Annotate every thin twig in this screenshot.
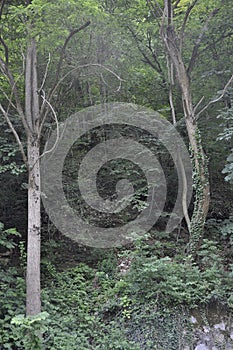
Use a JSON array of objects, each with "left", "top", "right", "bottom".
[
  {"left": 38, "top": 90, "right": 59, "bottom": 159},
  {"left": 0, "top": 0, "right": 6, "bottom": 20},
  {"left": 173, "top": 0, "right": 182, "bottom": 9},
  {"left": 20, "top": 45, "right": 26, "bottom": 73},
  {"left": 187, "top": 7, "right": 220, "bottom": 75},
  {"left": 0, "top": 103, "right": 28, "bottom": 167},
  {"left": 193, "top": 96, "right": 204, "bottom": 114},
  {"left": 0, "top": 89, "right": 17, "bottom": 111},
  {"left": 40, "top": 63, "right": 124, "bottom": 119},
  {"left": 199, "top": 31, "right": 233, "bottom": 56},
  {"left": 0, "top": 36, "right": 9, "bottom": 65},
  {"left": 179, "top": 0, "right": 198, "bottom": 51},
  {"left": 195, "top": 74, "right": 233, "bottom": 119},
  {"left": 53, "top": 21, "right": 91, "bottom": 92},
  {"left": 39, "top": 64, "right": 123, "bottom": 128},
  {"left": 0, "top": 57, "right": 31, "bottom": 135},
  {"left": 38, "top": 53, "right": 51, "bottom": 93}
]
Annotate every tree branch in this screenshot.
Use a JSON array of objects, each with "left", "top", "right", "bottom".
[
  {"left": 199, "top": 31, "right": 233, "bottom": 56},
  {"left": 38, "top": 90, "right": 59, "bottom": 160},
  {"left": 0, "top": 88, "right": 17, "bottom": 112},
  {"left": 54, "top": 21, "right": 91, "bottom": 88},
  {"left": 187, "top": 7, "right": 220, "bottom": 75},
  {"left": 40, "top": 21, "right": 91, "bottom": 119},
  {"left": 146, "top": 0, "right": 163, "bottom": 25},
  {"left": 127, "top": 26, "right": 165, "bottom": 79},
  {"left": 38, "top": 53, "right": 51, "bottom": 93},
  {"left": 0, "top": 103, "right": 28, "bottom": 167},
  {"left": 173, "top": 0, "right": 182, "bottom": 10},
  {"left": 39, "top": 63, "right": 124, "bottom": 131},
  {"left": 179, "top": 0, "right": 198, "bottom": 51},
  {"left": 0, "top": 57, "right": 31, "bottom": 135},
  {"left": 195, "top": 74, "right": 233, "bottom": 119},
  {"left": 146, "top": 32, "right": 165, "bottom": 76},
  {"left": 0, "top": 0, "right": 6, "bottom": 19},
  {"left": 0, "top": 36, "right": 9, "bottom": 66}
]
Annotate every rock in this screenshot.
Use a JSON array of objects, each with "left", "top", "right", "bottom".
[
  {"left": 190, "top": 316, "right": 198, "bottom": 324},
  {"left": 194, "top": 344, "right": 209, "bottom": 350},
  {"left": 214, "top": 321, "right": 226, "bottom": 331}
]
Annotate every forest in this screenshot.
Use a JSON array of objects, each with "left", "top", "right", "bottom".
[{"left": 0, "top": 0, "right": 233, "bottom": 349}]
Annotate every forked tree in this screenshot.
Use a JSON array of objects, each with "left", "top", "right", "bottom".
[
  {"left": 0, "top": 0, "right": 90, "bottom": 316},
  {"left": 145, "top": 0, "right": 233, "bottom": 254}
]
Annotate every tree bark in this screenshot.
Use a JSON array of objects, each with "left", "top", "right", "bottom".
[
  {"left": 26, "top": 142, "right": 41, "bottom": 316},
  {"left": 25, "top": 39, "right": 41, "bottom": 316}
]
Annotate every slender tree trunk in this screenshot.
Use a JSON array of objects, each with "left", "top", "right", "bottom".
[
  {"left": 25, "top": 39, "right": 41, "bottom": 316},
  {"left": 26, "top": 141, "right": 41, "bottom": 315}
]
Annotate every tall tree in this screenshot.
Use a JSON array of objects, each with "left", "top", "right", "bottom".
[
  {"left": 0, "top": 0, "right": 91, "bottom": 315},
  {"left": 159, "top": 0, "right": 211, "bottom": 253},
  {"left": 158, "top": 0, "right": 233, "bottom": 253},
  {"left": 118, "top": 0, "right": 233, "bottom": 254}
]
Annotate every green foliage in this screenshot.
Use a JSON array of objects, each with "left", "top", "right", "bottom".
[
  {"left": 217, "top": 91, "right": 233, "bottom": 183},
  {"left": 0, "top": 235, "right": 233, "bottom": 349},
  {"left": 124, "top": 232, "right": 233, "bottom": 309},
  {"left": 10, "top": 312, "right": 49, "bottom": 350},
  {"left": 0, "top": 222, "right": 21, "bottom": 250},
  {"left": 0, "top": 267, "right": 25, "bottom": 348},
  {"left": 0, "top": 132, "right": 26, "bottom": 175},
  {"left": 219, "top": 216, "right": 233, "bottom": 242},
  {"left": 222, "top": 150, "right": 233, "bottom": 183},
  {"left": 126, "top": 305, "right": 194, "bottom": 350},
  {"left": 1, "top": 0, "right": 233, "bottom": 348}
]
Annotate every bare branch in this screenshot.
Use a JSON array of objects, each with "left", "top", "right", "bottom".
[
  {"left": 146, "top": 32, "right": 165, "bottom": 76},
  {"left": 127, "top": 26, "right": 165, "bottom": 80},
  {"left": 179, "top": 0, "right": 198, "bottom": 51},
  {"left": 196, "top": 74, "right": 233, "bottom": 119},
  {"left": 54, "top": 21, "right": 91, "bottom": 87},
  {"left": 187, "top": 7, "right": 220, "bottom": 75},
  {"left": 40, "top": 21, "right": 91, "bottom": 120},
  {"left": 38, "top": 90, "right": 60, "bottom": 160},
  {"left": 38, "top": 53, "right": 51, "bottom": 92},
  {"left": 199, "top": 31, "right": 233, "bottom": 56},
  {"left": 0, "top": 0, "right": 6, "bottom": 19},
  {"left": 39, "top": 63, "right": 124, "bottom": 132},
  {"left": 146, "top": 0, "right": 163, "bottom": 26},
  {"left": 0, "top": 36, "right": 9, "bottom": 65},
  {"left": 0, "top": 88, "right": 17, "bottom": 112},
  {"left": 193, "top": 96, "right": 204, "bottom": 114},
  {"left": 147, "top": 0, "right": 163, "bottom": 15},
  {"left": 20, "top": 45, "right": 26, "bottom": 73},
  {"left": 169, "top": 79, "right": 176, "bottom": 124},
  {"left": 40, "top": 63, "right": 124, "bottom": 119},
  {"left": 0, "top": 103, "right": 28, "bottom": 167},
  {"left": 0, "top": 57, "right": 31, "bottom": 135},
  {"left": 173, "top": 0, "right": 182, "bottom": 9}
]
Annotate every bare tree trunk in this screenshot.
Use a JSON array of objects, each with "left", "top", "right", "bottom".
[
  {"left": 25, "top": 39, "right": 41, "bottom": 316},
  {"left": 26, "top": 141, "right": 41, "bottom": 315}
]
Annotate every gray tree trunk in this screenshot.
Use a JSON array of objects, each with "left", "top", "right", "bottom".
[{"left": 25, "top": 39, "right": 41, "bottom": 316}]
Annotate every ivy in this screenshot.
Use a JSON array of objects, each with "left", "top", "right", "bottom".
[{"left": 189, "top": 127, "right": 209, "bottom": 254}]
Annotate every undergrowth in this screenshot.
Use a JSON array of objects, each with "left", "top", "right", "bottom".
[{"left": 0, "top": 220, "right": 232, "bottom": 349}]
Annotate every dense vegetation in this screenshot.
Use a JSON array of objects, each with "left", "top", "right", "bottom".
[{"left": 0, "top": 0, "right": 233, "bottom": 349}]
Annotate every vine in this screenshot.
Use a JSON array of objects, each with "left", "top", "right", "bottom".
[{"left": 188, "top": 127, "right": 209, "bottom": 256}]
